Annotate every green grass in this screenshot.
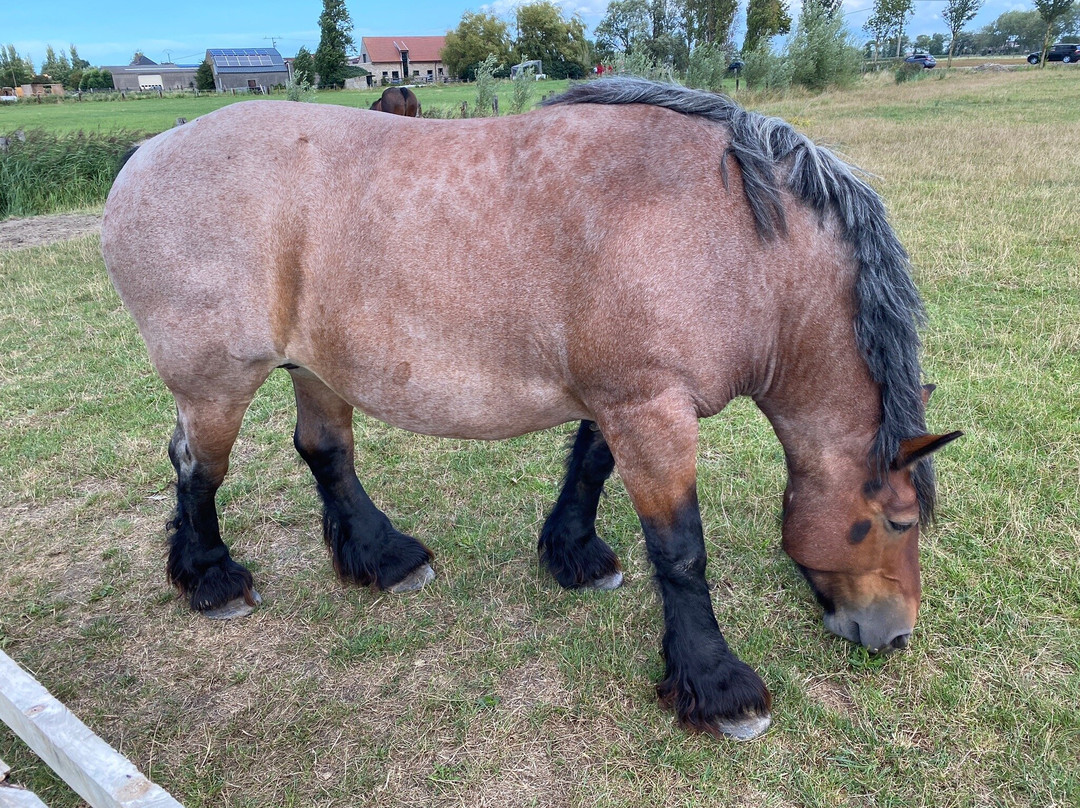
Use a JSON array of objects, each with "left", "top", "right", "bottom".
[
  {"left": 1, "top": 68, "right": 1078, "bottom": 807},
  {"left": 0, "top": 80, "right": 575, "bottom": 135}
]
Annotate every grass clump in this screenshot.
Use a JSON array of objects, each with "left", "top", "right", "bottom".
[{"left": 0, "top": 129, "right": 144, "bottom": 219}]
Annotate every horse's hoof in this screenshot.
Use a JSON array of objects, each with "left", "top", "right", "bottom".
[
  {"left": 203, "top": 589, "right": 262, "bottom": 620},
  {"left": 587, "top": 570, "right": 624, "bottom": 591},
  {"left": 711, "top": 711, "right": 771, "bottom": 741},
  {"left": 388, "top": 564, "right": 435, "bottom": 593}
]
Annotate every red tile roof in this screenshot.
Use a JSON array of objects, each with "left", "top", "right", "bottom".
[{"left": 362, "top": 36, "right": 446, "bottom": 64}]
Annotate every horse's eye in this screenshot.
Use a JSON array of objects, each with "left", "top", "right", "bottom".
[{"left": 887, "top": 520, "right": 916, "bottom": 533}]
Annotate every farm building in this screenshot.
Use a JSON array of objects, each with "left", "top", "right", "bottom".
[
  {"left": 206, "top": 48, "right": 290, "bottom": 92},
  {"left": 357, "top": 36, "right": 447, "bottom": 85},
  {"left": 19, "top": 82, "right": 65, "bottom": 97},
  {"left": 107, "top": 54, "right": 200, "bottom": 91}
]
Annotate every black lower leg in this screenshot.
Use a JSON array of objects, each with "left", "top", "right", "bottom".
[
  {"left": 166, "top": 427, "right": 254, "bottom": 611},
  {"left": 644, "top": 494, "right": 771, "bottom": 735},
  {"left": 296, "top": 430, "right": 432, "bottom": 590},
  {"left": 540, "top": 420, "right": 622, "bottom": 588}
]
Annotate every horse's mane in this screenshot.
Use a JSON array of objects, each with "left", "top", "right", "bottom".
[{"left": 545, "top": 78, "right": 935, "bottom": 523}]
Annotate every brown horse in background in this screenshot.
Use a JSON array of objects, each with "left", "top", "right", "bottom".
[
  {"left": 370, "top": 85, "right": 421, "bottom": 117},
  {"left": 102, "top": 78, "right": 961, "bottom": 741}
]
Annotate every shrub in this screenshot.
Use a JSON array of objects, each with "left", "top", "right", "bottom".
[
  {"left": 509, "top": 67, "right": 535, "bottom": 114},
  {"left": 614, "top": 51, "right": 670, "bottom": 81},
  {"left": 685, "top": 44, "right": 729, "bottom": 92},
  {"left": 0, "top": 129, "right": 145, "bottom": 218},
  {"left": 895, "top": 62, "right": 926, "bottom": 83},
  {"left": 787, "top": 0, "right": 862, "bottom": 91},
  {"left": 742, "top": 42, "right": 795, "bottom": 91},
  {"left": 473, "top": 54, "right": 499, "bottom": 116},
  {"left": 285, "top": 73, "right": 317, "bottom": 102}
]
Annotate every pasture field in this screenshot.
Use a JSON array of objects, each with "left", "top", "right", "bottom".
[
  {"left": 0, "top": 79, "right": 573, "bottom": 135},
  {"left": 1, "top": 68, "right": 1078, "bottom": 807}
]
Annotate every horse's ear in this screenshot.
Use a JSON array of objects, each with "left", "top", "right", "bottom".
[
  {"left": 921, "top": 384, "right": 936, "bottom": 406},
  {"left": 892, "top": 431, "right": 963, "bottom": 470}
]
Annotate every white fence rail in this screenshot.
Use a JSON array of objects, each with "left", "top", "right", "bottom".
[{"left": 0, "top": 651, "right": 183, "bottom": 808}]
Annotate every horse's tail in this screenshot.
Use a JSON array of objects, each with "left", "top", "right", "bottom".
[{"left": 115, "top": 144, "right": 140, "bottom": 180}]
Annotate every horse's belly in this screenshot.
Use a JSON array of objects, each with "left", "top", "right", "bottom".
[{"left": 320, "top": 363, "right": 586, "bottom": 440}]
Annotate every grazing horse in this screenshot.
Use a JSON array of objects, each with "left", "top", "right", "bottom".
[
  {"left": 101, "top": 78, "right": 961, "bottom": 741},
  {"left": 369, "top": 85, "right": 421, "bottom": 117}
]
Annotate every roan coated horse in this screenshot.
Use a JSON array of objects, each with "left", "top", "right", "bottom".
[
  {"left": 369, "top": 85, "right": 421, "bottom": 117},
  {"left": 101, "top": 78, "right": 961, "bottom": 741}
]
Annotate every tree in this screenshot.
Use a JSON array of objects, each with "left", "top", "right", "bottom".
[
  {"left": 515, "top": 1, "right": 590, "bottom": 79},
  {"left": 1034, "top": 0, "right": 1077, "bottom": 66},
  {"left": 595, "top": 0, "right": 652, "bottom": 54},
  {"left": 64, "top": 44, "right": 90, "bottom": 89},
  {"left": 441, "top": 11, "right": 513, "bottom": 81},
  {"left": 973, "top": 9, "right": 1061, "bottom": 53},
  {"left": 913, "top": 33, "right": 947, "bottom": 55},
  {"left": 1, "top": 45, "right": 35, "bottom": 86},
  {"left": 292, "top": 47, "right": 316, "bottom": 85},
  {"left": 79, "top": 68, "right": 113, "bottom": 90},
  {"left": 41, "top": 45, "right": 71, "bottom": 86},
  {"left": 646, "top": 0, "right": 690, "bottom": 71},
  {"left": 69, "top": 44, "right": 89, "bottom": 71},
  {"left": 866, "top": 0, "right": 914, "bottom": 58},
  {"left": 942, "top": 0, "right": 982, "bottom": 65},
  {"left": 789, "top": 0, "right": 862, "bottom": 90},
  {"left": 741, "top": 40, "right": 794, "bottom": 89},
  {"left": 131, "top": 50, "right": 147, "bottom": 64},
  {"left": 683, "top": 0, "right": 740, "bottom": 49},
  {"left": 314, "top": 0, "right": 355, "bottom": 88},
  {"left": 195, "top": 60, "right": 215, "bottom": 91},
  {"left": 743, "top": 0, "right": 792, "bottom": 53},
  {"left": 819, "top": 0, "right": 844, "bottom": 17}
]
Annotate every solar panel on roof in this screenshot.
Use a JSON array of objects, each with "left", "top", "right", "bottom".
[{"left": 208, "top": 48, "right": 284, "bottom": 67}]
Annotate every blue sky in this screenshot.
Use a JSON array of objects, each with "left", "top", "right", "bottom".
[{"left": 7, "top": 0, "right": 1035, "bottom": 70}]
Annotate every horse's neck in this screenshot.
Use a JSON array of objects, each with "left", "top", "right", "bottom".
[{"left": 754, "top": 352, "right": 881, "bottom": 477}]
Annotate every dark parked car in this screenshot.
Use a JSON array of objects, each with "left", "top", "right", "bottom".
[
  {"left": 904, "top": 53, "right": 937, "bottom": 68},
  {"left": 1028, "top": 43, "right": 1080, "bottom": 64}
]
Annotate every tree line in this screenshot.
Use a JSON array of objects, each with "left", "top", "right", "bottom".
[
  {"left": 0, "top": 43, "right": 113, "bottom": 90},
  {"left": 5, "top": 0, "right": 1077, "bottom": 99}
]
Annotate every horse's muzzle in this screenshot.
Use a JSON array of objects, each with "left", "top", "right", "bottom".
[{"left": 824, "top": 607, "right": 914, "bottom": 655}]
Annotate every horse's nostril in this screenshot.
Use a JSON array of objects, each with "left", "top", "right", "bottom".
[{"left": 891, "top": 632, "right": 911, "bottom": 650}]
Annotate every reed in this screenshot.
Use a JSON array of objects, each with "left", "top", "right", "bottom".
[{"left": 0, "top": 129, "right": 144, "bottom": 218}]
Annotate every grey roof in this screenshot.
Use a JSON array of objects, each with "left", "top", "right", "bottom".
[{"left": 206, "top": 48, "right": 286, "bottom": 74}]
